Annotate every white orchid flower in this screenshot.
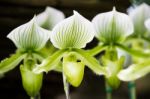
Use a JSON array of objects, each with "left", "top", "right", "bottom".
[{"left": 92, "top": 7, "right": 133, "bottom": 44}]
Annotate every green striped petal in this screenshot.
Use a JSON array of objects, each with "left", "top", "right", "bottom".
[
  {"left": 128, "top": 3, "right": 150, "bottom": 35},
  {"left": 7, "top": 16, "right": 50, "bottom": 51},
  {"left": 50, "top": 11, "right": 95, "bottom": 49},
  {"left": 92, "top": 7, "right": 133, "bottom": 44},
  {"left": 37, "top": 7, "right": 65, "bottom": 30}
]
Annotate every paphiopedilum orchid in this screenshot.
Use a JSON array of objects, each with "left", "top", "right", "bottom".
[
  {"left": 0, "top": 16, "right": 50, "bottom": 98},
  {"left": 118, "top": 18, "right": 150, "bottom": 82},
  {"left": 33, "top": 11, "right": 107, "bottom": 99},
  {"left": 91, "top": 7, "right": 133, "bottom": 89}
]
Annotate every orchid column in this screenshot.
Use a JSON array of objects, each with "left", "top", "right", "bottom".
[{"left": 34, "top": 11, "right": 107, "bottom": 99}]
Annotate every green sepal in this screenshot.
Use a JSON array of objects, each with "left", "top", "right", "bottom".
[
  {"left": 118, "top": 59, "right": 150, "bottom": 81},
  {"left": 102, "top": 55, "right": 124, "bottom": 89},
  {"left": 0, "top": 51, "right": 27, "bottom": 74},
  {"left": 72, "top": 49, "right": 107, "bottom": 76},
  {"left": 20, "top": 65, "right": 43, "bottom": 97},
  {"left": 33, "top": 49, "right": 67, "bottom": 73},
  {"left": 63, "top": 61, "right": 84, "bottom": 87}
]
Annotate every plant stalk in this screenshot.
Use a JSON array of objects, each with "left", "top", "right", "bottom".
[
  {"left": 128, "top": 81, "right": 136, "bottom": 99},
  {"left": 63, "top": 72, "right": 70, "bottom": 99},
  {"left": 105, "top": 81, "right": 112, "bottom": 99}
]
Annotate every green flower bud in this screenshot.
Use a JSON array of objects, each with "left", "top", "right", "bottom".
[
  {"left": 92, "top": 7, "right": 133, "bottom": 44},
  {"left": 20, "top": 65, "right": 43, "bottom": 97},
  {"left": 7, "top": 16, "right": 50, "bottom": 52}
]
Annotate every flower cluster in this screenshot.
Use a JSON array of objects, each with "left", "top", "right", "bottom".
[{"left": 0, "top": 3, "right": 150, "bottom": 99}]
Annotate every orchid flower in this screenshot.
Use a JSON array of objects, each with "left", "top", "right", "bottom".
[
  {"left": 0, "top": 16, "right": 50, "bottom": 98},
  {"left": 91, "top": 7, "right": 134, "bottom": 88},
  {"left": 33, "top": 11, "right": 107, "bottom": 99},
  {"left": 118, "top": 18, "right": 150, "bottom": 81}
]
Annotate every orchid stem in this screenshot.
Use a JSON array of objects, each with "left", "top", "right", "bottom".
[
  {"left": 63, "top": 72, "right": 70, "bottom": 99},
  {"left": 105, "top": 81, "right": 112, "bottom": 99},
  {"left": 128, "top": 81, "right": 136, "bottom": 99}
]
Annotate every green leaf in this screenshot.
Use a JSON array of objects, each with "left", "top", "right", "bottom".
[
  {"left": 20, "top": 65, "right": 43, "bottom": 97},
  {"left": 128, "top": 3, "right": 150, "bottom": 36},
  {"left": 33, "top": 49, "right": 67, "bottom": 73},
  {"left": 118, "top": 60, "right": 150, "bottom": 81},
  {"left": 7, "top": 16, "right": 50, "bottom": 51},
  {"left": 72, "top": 48, "right": 107, "bottom": 76},
  {"left": 37, "top": 6, "right": 65, "bottom": 30},
  {"left": 0, "top": 52, "right": 27, "bottom": 74},
  {"left": 50, "top": 11, "right": 95, "bottom": 49},
  {"left": 92, "top": 7, "right": 133, "bottom": 44}
]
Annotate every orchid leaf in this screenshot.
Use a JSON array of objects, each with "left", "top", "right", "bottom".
[
  {"left": 92, "top": 7, "right": 133, "bottom": 44},
  {"left": 118, "top": 60, "right": 150, "bottom": 81},
  {"left": 50, "top": 11, "right": 95, "bottom": 49},
  {"left": 7, "top": 16, "right": 50, "bottom": 51},
  {"left": 0, "top": 52, "right": 27, "bottom": 74}
]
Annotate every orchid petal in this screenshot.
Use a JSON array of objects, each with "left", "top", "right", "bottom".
[
  {"left": 37, "top": 7, "right": 65, "bottom": 30},
  {"left": 7, "top": 16, "right": 50, "bottom": 51},
  {"left": 50, "top": 11, "right": 95, "bottom": 49},
  {"left": 128, "top": 3, "right": 150, "bottom": 35},
  {"left": 92, "top": 7, "right": 134, "bottom": 44}
]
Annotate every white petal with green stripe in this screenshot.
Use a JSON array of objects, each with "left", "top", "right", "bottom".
[
  {"left": 37, "top": 7, "right": 65, "bottom": 30},
  {"left": 145, "top": 18, "right": 150, "bottom": 32},
  {"left": 7, "top": 16, "right": 50, "bottom": 51},
  {"left": 92, "top": 7, "right": 133, "bottom": 44},
  {"left": 128, "top": 3, "right": 150, "bottom": 35},
  {"left": 50, "top": 11, "right": 95, "bottom": 49}
]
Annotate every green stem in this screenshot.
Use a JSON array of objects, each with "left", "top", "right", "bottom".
[
  {"left": 128, "top": 81, "right": 136, "bottom": 99},
  {"left": 115, "top": 43, "right": 150, "bottom": 58},
  {"left": 86, "top": 44, "right": 107, "bottom": 56},
  {"left": 63, "top": 72, "right": 70, "bottom": 99},
  {"left": 105, "top": 81, "right": 112, "bottom": 99}
]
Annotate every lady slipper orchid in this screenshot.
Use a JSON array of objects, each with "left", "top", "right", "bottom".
[
  {"left": 33, "top": 11, "right": 107, "bottom": 90},
  {"left": 0, "top": 16, "right": 51, "bottom": 98},
  {"left": 92, "top": 7, "right": 133, "bottom": 44}
]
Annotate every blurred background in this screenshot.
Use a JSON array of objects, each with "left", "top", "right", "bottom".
[{"left": 0, "top": 0, "right": 150, "bottom": 99}]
